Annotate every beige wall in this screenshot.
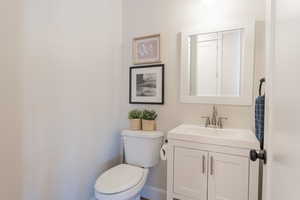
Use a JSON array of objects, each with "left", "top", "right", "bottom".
[
  {"left": 0, "top": 0, "right": 23, "bottom": 199},
  {"left": 121, "top": 0, "right": 265, "bottom": 190},
  {"left": 21, "top": 0, "right": 123, "bottom": 200}
]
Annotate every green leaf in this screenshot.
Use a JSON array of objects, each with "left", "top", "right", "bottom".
[
  {"left": 128, "top": 109, "right": 143, "bottom": 119},
  {"left": 142, "top": 109, "right": 158, "bottom": 120}
]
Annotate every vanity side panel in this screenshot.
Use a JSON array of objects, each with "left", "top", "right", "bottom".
[
  {"left": 249, "top": 160, "right": 259, "bottom": 200},
  {"left": 167, "top": 142, "right": 174, "bottom": 200}
]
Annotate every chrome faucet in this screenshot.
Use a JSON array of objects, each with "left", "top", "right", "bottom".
[
  {"left": 211, "top": 105, "right": 218, "bottom": 127},
  {"left": 201, "top": 116, "right": 210, "bottom": 127},
  {"left": 201, "top": 105, "right": 227, "bottom": 129},
  {"left": 217, "top": 117, "right": 228, "bottom": 129}
]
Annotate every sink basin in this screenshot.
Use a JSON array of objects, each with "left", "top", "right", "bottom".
[{"left": 168, "top": 124, "right": 259, "bottom": 149}]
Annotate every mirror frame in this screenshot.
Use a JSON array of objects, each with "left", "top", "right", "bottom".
[{"left": 180, "top": 22, "right": 255, "bottom": 106}]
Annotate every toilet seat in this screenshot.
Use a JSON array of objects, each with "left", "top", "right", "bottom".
[
  {"left": 94, "top": 164, "right": 149, "bottom": 200},
  {"left": 95, "top": 164, "right": 144, "bottom": 194}
]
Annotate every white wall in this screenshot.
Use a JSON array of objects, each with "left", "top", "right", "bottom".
[
  {"left": 21, "top": 0, "right": 122, "bottom": 200},
  {"left": 121, "top": 0, "right": 265, "bottom": 192},
  {"left": 0, "top": 1, "right": 23, "bottom": 199},
  {"left": 264, "top": 1, "right": 300, "bottom": 200},
  {"left": 0, "top": 1, "right": 265, "bottom": 199}
]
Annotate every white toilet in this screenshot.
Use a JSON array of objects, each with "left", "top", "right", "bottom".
[{"left": 94, "top": 130, "right": 164, "bottom": 200}]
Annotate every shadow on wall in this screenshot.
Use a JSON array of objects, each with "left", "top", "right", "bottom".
[{"left": 0, "top": 0, "right": 23, "bottom": 199}]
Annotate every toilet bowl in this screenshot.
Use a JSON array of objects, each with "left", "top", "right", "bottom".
[
  {"left": 94, "top": 130, "right": 163, "bottom": 200},
  {"left": 95, "top": 164, "right": 149, "bottom": 200}
]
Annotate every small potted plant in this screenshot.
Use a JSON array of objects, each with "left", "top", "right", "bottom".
[
  {"left": 128, "top": 109, "right": 142, "bottom": 130},
  {"left": 142, "top": 109, "right": 158, "bottom": 131}
]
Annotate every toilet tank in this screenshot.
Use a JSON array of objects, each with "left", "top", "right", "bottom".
[{"left": 121, "top": 130, "right": 164, "bottom": 168}]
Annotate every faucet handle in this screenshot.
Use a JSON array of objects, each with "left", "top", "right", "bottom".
[
  {"left": 217, "top": 117, "right": 228, "bottom": 129},
  {"left": 201, "top": 116, "right": 211, "bottom": 128}
]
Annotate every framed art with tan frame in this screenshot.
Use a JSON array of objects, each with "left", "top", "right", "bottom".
[{"left": 132, "top": 34, "right": 161, "bottom": 65}]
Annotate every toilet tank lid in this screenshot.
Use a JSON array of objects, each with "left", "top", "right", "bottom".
[{"left": 121, "top": 130, "right": 164, "bottom": 138}]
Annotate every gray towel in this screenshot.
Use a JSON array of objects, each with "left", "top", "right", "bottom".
[{"left": 255, "top": 95, "right": 265, "bottom": 142}]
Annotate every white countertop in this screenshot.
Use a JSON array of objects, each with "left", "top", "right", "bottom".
[{"left": 168, "top": 124, "right": 260, "bottom": 149}]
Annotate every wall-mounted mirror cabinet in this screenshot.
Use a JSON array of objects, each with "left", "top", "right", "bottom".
[{"left": 180, "top": 23, "right": 255, "bottom": 105}]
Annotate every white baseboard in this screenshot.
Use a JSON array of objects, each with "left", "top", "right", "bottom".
[{"left": 141, "top": 185, "right": 166, "bottom": 200}]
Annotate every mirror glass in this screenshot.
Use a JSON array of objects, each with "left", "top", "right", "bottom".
[{"left": 188, "top": 29, "right": 243, "bottom": 97}]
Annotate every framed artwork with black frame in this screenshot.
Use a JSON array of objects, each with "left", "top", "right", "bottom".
[{"left": 129, "top": 64, "right": 164, "bottom": 104}]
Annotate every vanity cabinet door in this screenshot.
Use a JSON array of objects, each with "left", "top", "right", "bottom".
[
  {"left": 173, "top": 147, "right": 208, "bottom": 200},
  {"left": 208, "top": 152, "right": 249, "bottom": 200}
]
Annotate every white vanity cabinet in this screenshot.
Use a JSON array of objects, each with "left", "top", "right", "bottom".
[
  {"left": 167, "top": 124, "right": 260, "bottom": 200},
  {"left": 207, "top": 152, "right": 249, "bottom": 200},
  {"left": 173, "top": 147, "right": 208, "bottom": 200}
]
